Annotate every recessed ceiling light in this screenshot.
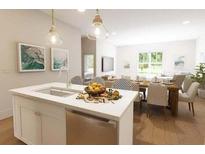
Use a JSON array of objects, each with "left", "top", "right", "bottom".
[
  {"left": 182, "top": 20, "right": 191, "bottom": 25},
  {"left": 111, "top": 32, "right": 117, "bottom": 35},
  {"left": 77, "top": 9, "right": 86, "bottom": 12}
]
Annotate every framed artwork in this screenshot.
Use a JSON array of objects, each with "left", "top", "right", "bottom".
[
  {"left": 174, "top": 56, "right": 185, "bottom": 69},
  {"left": 51, "top": 48, "right": 69, "bottom": 71},
  {"left": 124, "top": 62, "right": 130, "bottom": 69},
  {"left": 18, "top": 43, "right": 46, "bottom": 72}
]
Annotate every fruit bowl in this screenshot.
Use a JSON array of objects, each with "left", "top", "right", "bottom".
[{"left": 84, "top": 83, "right": 106, "bottom": 96}]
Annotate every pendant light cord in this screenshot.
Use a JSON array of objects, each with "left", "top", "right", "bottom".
[
  {"left": 52, "top": 9, "right": 55, "bottom": 26},
  {"left": 96, "top": 9, "right": 99, "bottom": 15}
]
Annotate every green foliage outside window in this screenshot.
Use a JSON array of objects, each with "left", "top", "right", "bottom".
[
  {"left": 138, "top": 52, "right": 163, "bottom": 75},
  {"left": 139, "top": 53, "right": 149, "bottom": 63}
]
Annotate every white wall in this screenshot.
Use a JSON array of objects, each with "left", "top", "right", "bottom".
[
  {"left": 0, "top": 10, "right": 81, "bottom": 120},
  {"left": 196, "top": 36, "right": 205, "bottom": 64},
  {"left": 96, "top": 39, "right": 116, "bottom": 76},
  {"left": 116, "top": 40, "right": 196, "bottom": 79}
]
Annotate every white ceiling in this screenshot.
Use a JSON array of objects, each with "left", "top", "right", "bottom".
[{"left": 41, "top": 9, "right": 205, "bottom": 46}]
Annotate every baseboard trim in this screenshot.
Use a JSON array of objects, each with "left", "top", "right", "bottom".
[{"left": 0, "top": 108, "right": 13, "bottom": 120}]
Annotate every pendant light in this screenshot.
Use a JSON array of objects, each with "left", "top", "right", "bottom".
[
  {"left": 92, "top": 9, "right": 103, "bottom": 36},
  {"left": 46, "top": 9, "right": 63, "bottom": 46},
  {"left": 88, "top": 9, "right": 110, "bottom": 40}
]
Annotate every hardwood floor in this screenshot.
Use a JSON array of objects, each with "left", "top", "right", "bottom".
[
  {"left": 134, "top": 97, "right": 205, "bottom": 144},
  {"left": 0, "top": 117, "right": 24, "bottom": 145},
  {"left": 0, "top": 97, "right": 205, "bottom": 145}
]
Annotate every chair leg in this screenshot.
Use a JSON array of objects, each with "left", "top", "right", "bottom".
[
  {"left": 147, "top": 104, "right": 150, "bottom": 118},
  {"left": 143, "top": 91, "right": 146, "bottom": 100},
  {"left": 191, "top": 102, "right": 195, "bottom": 116},
  {"left": 188, "top": 103, "right": 191, "bottom": 111}
]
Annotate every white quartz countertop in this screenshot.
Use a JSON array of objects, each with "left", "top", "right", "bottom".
[{"left": 9, "top": 82, "right": 138, "bottom": 121}]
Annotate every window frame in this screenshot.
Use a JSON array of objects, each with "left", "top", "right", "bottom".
[{"left": 137, "top": 51, "right": 163, "bottom": 76}]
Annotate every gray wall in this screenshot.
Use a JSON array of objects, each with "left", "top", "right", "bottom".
[
  {"left": 81, "top": 37, "right": 96, "bottom": 54},
  {"left": 81, "top": 37, "right": 96, "bottom": 78},
  {"left": 0, "top": 10, "right": 82, "bottom": 119}
]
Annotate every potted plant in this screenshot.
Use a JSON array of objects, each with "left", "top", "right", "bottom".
[{"left": 191, "top": 63, "right": 205, "bottom": 98}]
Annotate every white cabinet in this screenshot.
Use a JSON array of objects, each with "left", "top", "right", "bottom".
[
  {"left": 21, "top": 106, "right": 42, "bottom": 144},
  {"left": 41, "top": 114, "right": 66, "bottom": 144},
  {"left": 13, "top": 96, "right": 66, "bottom": 145}
]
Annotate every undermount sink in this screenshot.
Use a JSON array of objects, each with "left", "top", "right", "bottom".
[{"left": 36, "top": 87, "right": 82, "bottom": 97}]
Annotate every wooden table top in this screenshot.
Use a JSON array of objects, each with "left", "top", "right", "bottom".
[{"left": 106, "top": 79, "right": 179, "bottom": 90}]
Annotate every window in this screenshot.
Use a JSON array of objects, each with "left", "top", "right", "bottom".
[
  {"left": 138, "top": 51, "right": 163, "bottom": 76},
  {"left": 139, "top": 52, "right": 149, "bottom": 74}
]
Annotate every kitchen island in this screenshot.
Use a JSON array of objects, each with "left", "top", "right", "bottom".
[{"left": 9, "top": 82, "right": 138, "bottom": 145}]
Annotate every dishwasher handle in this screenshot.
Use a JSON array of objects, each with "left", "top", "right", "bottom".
[{"left": 66, "top": 109, "right": 117, "bottom": 127}]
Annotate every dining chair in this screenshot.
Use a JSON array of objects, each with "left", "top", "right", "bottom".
[
  {"left": 136, "top": 76, "right": 146, "bottom": 81},
  {"left": 71, "top": 76, "right": 84, "bottom": 85},
  {"left": 136, "top": 76, "right": 147, "bottom": 100},
  {"left": 147, "top": 83, "right": 168, "bottom": 118},
  {"left": 132, "top": 82, "right": 142, "bottom": 111},
  {"left": 151, "top": 76, "right": 159, "bottom": 83},
  {"left": 112, "top": 78, "right": 132, "bottom": 90},
  {"left": 91, "top": 77, "right": 105, "bottom": 85},
  {"left": 179, "top": 82, "right": 200, "bottom": 116},
  {"left": 172, "top": 74, "right": 186, "bottom": 89},
  {"left": 131, "top": 82, "right": 141, "bottom": 102},
  {"left": 182, "top": 76, "right": 193, "bottom": 92},
  {"left": 121, "top": 75, "right": 131, "bottom": 80}
]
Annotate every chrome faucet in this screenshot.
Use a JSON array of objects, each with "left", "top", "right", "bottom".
[
  {"left": 58, "top": 51, "right": 71, "bottom": 88},
  {"left": 59, "top": 66, "right": 71, "bottom": 88},
  {"left": 66, "top": 67, "right": 71, "bottom": 88}
]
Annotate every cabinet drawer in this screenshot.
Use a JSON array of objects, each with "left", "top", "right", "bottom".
[{"left": 15, "top": 96, "right": 65, "bottom": 120}]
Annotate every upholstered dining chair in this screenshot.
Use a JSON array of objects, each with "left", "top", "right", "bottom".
[
  {"left": 147, "top": 83, "right": 168, "bottom": 117},
  {"left": 182, "top": 76, "right": 193, "bottom": 92},
  {"left": 121, "top": 75, "right": 131, "bottom": 80},
  {"left": 91, "top": 77, "right": 105, "bottom": 85},
  {"left": 136, "top": 76, "right": 147, "bottom": 100},
  {"left": 172, "top": 74, "right": 186, "bottom": 89},
  {"left": 71, "top": 76, "right": 84, "bottom": 85},
  {"left": 131, "top": 82, "right": 141, "bottom": 102},
  {"left": 179, "top": 82, "right": 200, "bottom": 116},
  {"left": 112, "top": 78, "right": 132, "bottom": 90},
  {"left": 132, "top": 82, "right": 142, "bottom": 111}
]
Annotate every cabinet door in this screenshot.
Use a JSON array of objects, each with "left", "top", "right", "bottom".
[
  {"left": 20, "top": 106, "right": 42, "bottom": 144},
  {"left": 41, "top": 114, "right": 66, "bottom": 145}
]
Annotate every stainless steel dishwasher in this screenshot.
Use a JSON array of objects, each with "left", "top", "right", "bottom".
[{"left": 66, "top": 109, "right": 118, "bottom": 145}]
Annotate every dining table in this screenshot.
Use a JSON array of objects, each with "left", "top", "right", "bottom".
[{"left": 105, "top": 79, "right": 179, "bottom": 116}]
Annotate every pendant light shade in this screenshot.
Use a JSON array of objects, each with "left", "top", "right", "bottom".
[
  {"left": 46, "top": 9, "right": 63, "bottom": 46},
  {"left": 92, "top": 9, "right": 103, "bottom": 27},
  {"left": 87, "top": 9, "right": 110, "bottom": 40}
]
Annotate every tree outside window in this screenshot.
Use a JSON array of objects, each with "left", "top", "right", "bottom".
[{"left": 138, "top": 52, "right": 163, "bottom": 76}]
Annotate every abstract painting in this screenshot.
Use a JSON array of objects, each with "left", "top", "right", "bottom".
[
  {"left": 124, "top": 63, "right": 130, "bottom": 69},
  {"left": 51, "top": 48, "right": 68, "bottom": 71},
  {"left": 174, "top": 56, "right": 185, "bottom": 69},
  {"left": 18, "top": 43, "right": 46, "bottom": 72}
]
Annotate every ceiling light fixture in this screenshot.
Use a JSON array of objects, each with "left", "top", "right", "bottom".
[
  {"left": 105, "top": 33, "right": 110, "bottom": 37},
  {"left": 182, "top": 20, "right": 191, "bottom": 25},
  {"left": 46, "top": 9, "right": 63, "bottom": 46},
  {"left": 111, "top": 32, "right": 117, "bottom": 35},
  {"left": 92, "top": 9, "right": 103, "bottom": 27},
  {"left": 92, "top": 9, "right": 103, "bottom": 36},
  {"left": 77, "top": 9, "right": 86, "bottom": 12},
  {"left": 87, "top": 9, "right": 110, "bottom": 40}
]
